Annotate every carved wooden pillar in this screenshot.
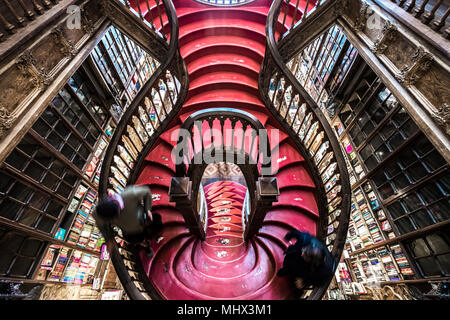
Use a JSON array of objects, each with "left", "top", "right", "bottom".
[
  {"left": 169, "top": 177, "right": 206, "bottom": 240},
  {"left": 244, "top": 177, "right": 280, "bottom": 240}
]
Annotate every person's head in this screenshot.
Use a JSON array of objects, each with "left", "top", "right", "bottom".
[
  {"left": 301, "top": 245, "right": 325, "bottom": 269},
  {"left": 95, "top": 197, "right": 120, "bottom": 220}
]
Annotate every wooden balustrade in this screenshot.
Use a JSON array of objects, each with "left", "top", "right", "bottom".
[
  {"left": 390, "top": 0, "right": 450, "bottom": 38},
  {"left": 277, "top": 0, "right": 330, "bottom": 41},
  {"left": 118, "top": 0, "right": 169, "bottom": 40},
  {"left": 0, "top": 0, "right": 60, "bottom": 41},
  {"left": 174, "top": 108, "right": 273, "bottom": 177},
  {"left": 171, "top": 108, "right": 278, "bottom": 240},
  {"left": 98, "top": 0, "right": 188, "bottom": 300},
  {"left": 260, "top": 0, "right": 351, "bottom": 300}
]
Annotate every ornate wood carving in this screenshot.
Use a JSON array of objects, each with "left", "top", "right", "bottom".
[
  {"left": 370, "top": 20, "right": 397, "bottom": 55},
  {"left": 336, "top": 0, "right": 450, "bottom": 140},
  {"left": 0, "top": 105, "right": 13, "bottom": 138},
  {"left": 383, "top": 35, "right": 417, "bottom": 72},
  {"left": 354, "top": 1, "right": 370, "bottom": 32},
  {"left": 396, "top": 47, "right": 434, "bottom": 86},
  {"left": 0, "top": 0, "right": 106, "bottom": 141}
]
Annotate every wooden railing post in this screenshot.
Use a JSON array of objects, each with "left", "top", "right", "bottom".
[
  {"left": 244, "top": 177, "right": 280, "bottom": 240},
  {"left": 169, "top": 177, "right": 206, "bottom": 240}
]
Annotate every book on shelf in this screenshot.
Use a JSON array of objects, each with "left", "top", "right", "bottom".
[
  {"left": 75, "top": 185, "right": 88, "bottom": 199},
  {"left": 381, "top": 220, "right": 391, "bottom": 231},
  {"left": 377, "top": 210, "right": 386, "bottom": 220},
  {"left": 401, "top": 268, "right": 414, "bottom": 275}
]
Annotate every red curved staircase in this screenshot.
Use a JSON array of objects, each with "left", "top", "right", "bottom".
[{"left": 122, "top": 0, "right": 326, "bottom": 300}]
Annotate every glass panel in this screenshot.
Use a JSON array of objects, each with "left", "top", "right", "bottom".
[
  {"left": 409, "top": 238, "right": 430, "bottom": 257},
  {"left": 21, "top": 239, "right": 43, "bottom": 257},
  {"left": 9, "top": 257, "right": 34, "bottom": 277},
  {"left": 416, "top": 257, "right": 441, "bottom": 277},
  {"left": 395, "top": 216, "right": 415, "bottom": 234},
  {"left": 426, "top": 234, "right": 450, "bottom": 254},
  {"left": 437, "top": 254, "right": 450, "bottom": 276},
  {"left": 409, "top": 209, "right": 434, "bottom": 229}
]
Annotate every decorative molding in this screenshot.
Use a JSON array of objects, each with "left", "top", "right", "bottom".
[
  {"left": 15, "top": 50, "right": 43, "bottom": 89},
  {"left": 0, "top": 106, "right": 14, "bottom": 138},
  {"left": 396, "top": 47, "right": 434, "bottom": 86},
  {"left": 81, "top": 7, "right": 97, "bottom": 35},
  {"left": 334, "top": 0, "right": 349, "bottom": 18},
  {"left": 430, "top": 103, "right": 450, "bottom": 136},
  {"left": 101, "top": 0, "right": 115, "bottom": 17},
  {"left": 371, "top": 20, "right": 397, "bottom": 54},
  {"left": 16, "top": 50, "right": 36, "bottom": 71},
  {"left": 52, "top": 25, "right": 79, "bottom": 58},
  {"left": 354, "top": 1, "right": 370, "bottom": 31}
]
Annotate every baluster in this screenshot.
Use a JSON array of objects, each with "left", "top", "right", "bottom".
[
  {"left": 139, "top": 107, "right": 156, "bottom": 137},
  {"left": 295, "top": 103, "right": 307, "bottom": 136},
  {"left": 422, "top": 0, "right": 443, "bottom": 24},
  {"left": 303, "top": 119, "right": 317, "bottom": 147},
  {"left": 146, "top": 96, "right": 161, "bottom": 128},
  {"left": 277, "top": 80, "right": 288, "bottom": 113},
  {"left": 310, "top": 131, "right": 324, "bottom": 155},
  {"left": 122, "top": 133, "right": 139, "bottom": 159},
  {"left": 162, "top": 77, "right": 175, "bottom": 111},
  {"left": 167, "top": 69, "right": 179, "bottom": 97},
  {"left": 404, "top": 0, "right": 416, "bottom": 12},
  {"left": 144, "top": 0, "right": 156, "bottom": 30},
  {"left": 154, "top": 83, "right": 168, "bottom": 119},
  {"left": 432, "top": 7, "right": 449, "bottom": 31},
  {"left": 219, "top": 117, "right": 225, "bottom": 150},
  {"left": 279, "top": 0, "right": 291, "bottom": 41},
  {"left": 113, "top": 155, "right": 131, "bottom": 178},
  {"left": 117, "top": 143, "right": 135, "bottom": 170},
  {"left": 127, "top": 124, "right": 145, "bottom": 151},
  {"left": 123, "top": 0, "right": 131, "bottom": 9},
  {"left": 16, "top": 0, "right": 35, "bottom": 20},
  {"left": 111, "top": 166, "right": 127, "bottom": 187},
  {"left": 297, "top": 112, "right": 307, "bottom": 137},
  {"left": 290, "top": 0, "right": 300, "bottom": 31},
  {"left": 284, "top": 87, "right": 295, "bottom": 122},
  {"left": 228, "top": 119, "right": 235, "bottom": 152},
  {"left": 133, "top": 114, "right": 149, "bottom": 143},
  {"left": 303, "top": 0, "right": 311, "bottom": 23},
  {"left": 249, "top": 129, "right": 257, "bottom": 163},
  {"left": 29, "top": 0, "right": 43, "bottom": 14},
  {"left": 305, "top": 122, "right": 319, "bottom": 150},
  {"left": 318, "top": 152, "right": 333, "bottom": 173},
  {"left": 0, "top": 11, "right": 15, "bottom": 33},
  {"left": 398, "top": 0, "right": 408, "bottom": 8},
  {"left": 114, "top": 145, "right": 132, "bottom": 172},
  {"left": 154, "top": 0, "right": 166, "bottom": 39},
  {"left": 413, "top": 0, "right": 430, "bottom": 18},
  {"left": 289, "top": 96, "right": 301, "bottom": 130},
  {"left": 270, "top": 74, "right": 281, "bottom": 105},
  {"left": 2, "top": 0, "right": 25, "bottom": 25},
  {"left": 135, "top": 0, "right": 145, "bottom": 21},
  {"left": 208, "top": 118, "right": 214, "bottom": 148},
  {"left": 240, "top": 123, "right": 247, "bottom": 154}
]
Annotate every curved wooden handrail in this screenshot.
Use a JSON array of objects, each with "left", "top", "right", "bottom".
[
  {"left": 261, "top": 0, "right": 351, "bottom": 300},
  {"left": 98, "top": 0, "right": 189, "bottom": 300},
  {"left": 171, "top": 107, "right": 277, "bottom": 241},
  {"left": 174, "top": 107, "right": 273, "bottom": 177}
]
